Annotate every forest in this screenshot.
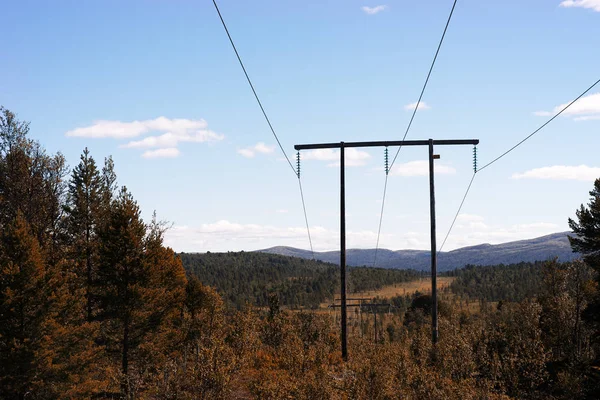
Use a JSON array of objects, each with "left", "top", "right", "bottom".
[
  {"left": 179, "top": 251, "right": 423, "bottom": 308},
  {"left": 1, "top": 106, "right": 600, "bottom": 399}
]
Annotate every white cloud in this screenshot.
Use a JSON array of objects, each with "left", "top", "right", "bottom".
[
  {"left": 442, "top": 214, "right": 560, "bottom": 251},
  {"left": 302, "top": 148, "right": 371, "bottom": 167},
  {"left": 237, "top": 149, "right": 255, "bottom": 158},
  {"left": 142, "top": 148, "right": 180, "bottom": 159},
  {"left": 559, "top": 0, "right": 600, "bottom": 12},
  {"left": 533, "top": 92, "right": 600, "bottom": 120},
  {"left": 276, "top": 209, "right": 289, "bottom": 214},
  {"left": 66, "top": 116, "right": 223, "bottom": 158},
  {"left": 404, "top": 101, "right": 431, "bottom": 111},
  {"left": 237, "top": 142, "right": 276, "bottom": 158},
  {"left": 457, "top": 214, "right": 485, "bottom": 223},
  {"left": 66, "top": 117, "right": 209, "bottom": 138},
  {"left": 121, "top": 130, "right": 222, "bottom": 149},
  {"left": 165, "top": 220, "right": 402, "bottom": 252},
  {"left": 574, "top": 115, "right": 600, "bottom": 121},
  {"left": 389, "top": 160, "right": 456, "bottom": 177},
  {"left": 164, "top": 215, "right": 563, "bottom": 253},
  {"left": 362, "top": 5, "right": 388, "bottom": 14},
  {"left": 512, "top": 165, "right": 600, "bottom": 181}
]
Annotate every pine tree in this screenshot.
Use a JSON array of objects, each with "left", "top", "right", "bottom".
[
  {"left": 96, "top": 189, "right": 187, "bottom": 397},
  {"left": 96, "top": 187, "right": 147, "bottom": 396},
  {"left": 568, "top": 178, "right": 600, "bottom": 363},
  {"left": 65, "top": 148, "right": 103, "bottom": 321},
  {"left": 569, "top": 178, "right": 600, "bottom": 269},
  {"left": 0, "top": 213, "right": 49, "bottom": 398}
]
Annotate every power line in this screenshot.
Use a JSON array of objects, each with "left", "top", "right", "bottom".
[
  {"left": 211, "top": 0, "right": 315, "bottom": 258},
  {"left": 388, "top": 0, "right": 459, "bottom": 172},
  {"left": 438, "top": 76, "right": 600, "bottom": 252},
  {"left": 478, "top": 78, "right": 600, "bottom": 172},
  {"left": 211, "top": 0, "right": 296, "bottom": 176},
  {"left": 438, "top": 172, "right": 476, "bottom": 252},
  {"left": 373, "top": 0, "right": 459, "bottom": 267},
  {"left": 298, "top": 179, "right": 315, "bottom": 260},
  {"left": 372, "top": 175, "right": 388, "bottom": 267}
]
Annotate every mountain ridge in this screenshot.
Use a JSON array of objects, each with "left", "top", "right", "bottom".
[{"left": 259, "top": 232, "right": 578, "bottom": 271}]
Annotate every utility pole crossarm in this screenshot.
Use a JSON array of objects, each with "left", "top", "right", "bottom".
[{"left": 295, "top": 139, "right": 479, "bottom": 150}]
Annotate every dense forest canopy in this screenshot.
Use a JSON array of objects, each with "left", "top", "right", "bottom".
[
  {"left": 1, "top": 106, "right": 600, "bottom": 399},
  {"left": 179, "top": 251, "right": 423, "bottom": 308},
  {"left": 446, "top": 261, "right": 546, "bottom": 303}
]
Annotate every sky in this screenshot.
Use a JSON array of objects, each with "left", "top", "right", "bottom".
[{"left": 1, "top": 0, "right": 600, "bottom": 254}]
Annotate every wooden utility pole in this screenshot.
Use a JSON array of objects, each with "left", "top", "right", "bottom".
[
  {"left": 295, "top": 138, "right": 479, "bottom": 359},
  {"left": 340, "top": 142, "right": 347, "bottom": 360},
  {"left": 429, "top": 139, "right": 439, "bottom": 344}
]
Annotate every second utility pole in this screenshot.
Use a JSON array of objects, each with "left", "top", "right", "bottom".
[
  {"left": 295, "top": 138, "right": 479, "bottom": 360},
  {"left": 340, "top": 142, "right": 347, "bottom": 360}
]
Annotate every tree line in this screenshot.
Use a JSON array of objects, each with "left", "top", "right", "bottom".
[
  {"left": 446, "top": 261, "right": 546, "bottom": 302},
  {"left": 0, "top": 107, "right": 222, "bottom": 398},
  {"left": 180, "top": 251, "right": 424, "bottom": 309}
]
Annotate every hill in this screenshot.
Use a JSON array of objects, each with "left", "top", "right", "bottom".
[
  {"left": 179, "top": 251, "right": 422, "bottom": 308},
  {"left": 260, "top": 232, "right": 578, "bottom": 271}
]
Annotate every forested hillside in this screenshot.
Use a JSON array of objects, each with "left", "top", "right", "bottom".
[
  {"left": 447, "top": 261, "right": 546, "bottom": 302},
  {"left": 180, "top": 251, "right": 423, "bottom": 308}
]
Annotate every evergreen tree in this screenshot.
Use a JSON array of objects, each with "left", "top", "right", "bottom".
[
  {"left": 0, "top": 214, "right": 50, "bottom": 398},
  {"left": 568, "top": 178, "right": 600, "bottom": 333},
  {"left": 569, "top": 178, "right": 600, "bottom": 269},
  {"left": 96, "top": 189, "right": 187, "bottom": 397},
  {"left": 65, "top": 148, "right": 103, "bottom": 321},
  {"left": 97, "top": 187, "right": 146, "bottom": 396}
]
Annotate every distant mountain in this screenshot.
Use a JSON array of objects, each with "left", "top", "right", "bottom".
[{"left": 259, "top": 232, "right": 579, "bottom": 272}]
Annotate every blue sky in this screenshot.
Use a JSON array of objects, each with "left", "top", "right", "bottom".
[{"left": 2, "top": 0, "right": 599, "bottom": 253}]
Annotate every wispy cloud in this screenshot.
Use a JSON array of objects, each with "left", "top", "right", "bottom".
[
  {"left": 237, "top": 142, "right": 275, "bottom": 158},
  {"left": 448, "top": 213, "right": 560, "bottom": 250},
  {"left": 533, "top": 92, "right": 600, "bottom": 120},
  {"left": 66, "top": 116, "right": 223, "bottom": 158},
  {"left": 121, "top": 131, "right": 222, "bottom": 149},
  {"left": 362, "top": 5, "right": 388, "bottom": 15},
  {"left": 302, "top": 148, "right": 371, "bottom": 167},
  {"left": 142, "top": 148, "right": 180, "bottom": 159},
  {"left": 66, "top": 117, "right": 209, "bottom": 138},
  {"left": 389, "top": 160, "right": 456, "bottom": 177},
  {"left": 404, "top": 101, "right": 431, "bottom": 111},
  {"left": 512, "top": 165, "right": 600, "bottom": 181},
  {"left": 559, "top": 0, "right": 600, "bottom": 12}
]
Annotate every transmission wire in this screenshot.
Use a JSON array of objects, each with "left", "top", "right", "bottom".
[
  {"left": 372, "top": 175, "right": 389, "bottom": 267},
  {"left": 439, "top": 77, "right": 600, "bottom": 252},
  {"left": 211, "top": 0, "right": 296, "bottom": 176},
  {"left": 298, "top": 179, "right": 315, "bottom": 260},
  {"left": 388, "top": 0, "right": 459, "bottom": 172},
  {"left": 438, "top": 172, "right": 476, "bottom": 253},
  {"left": 211, "top": 0, "right": 315, "bottom": 258},
  {"left": 372, "top": 0, "right": 459, "bottom": 267},
  {"left": 478, "top": 78, "right": 600, "bottom": 172}
]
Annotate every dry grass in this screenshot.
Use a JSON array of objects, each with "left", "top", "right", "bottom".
[{"left": 315, "top": 277, "right": 456, "bottom": 310}]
